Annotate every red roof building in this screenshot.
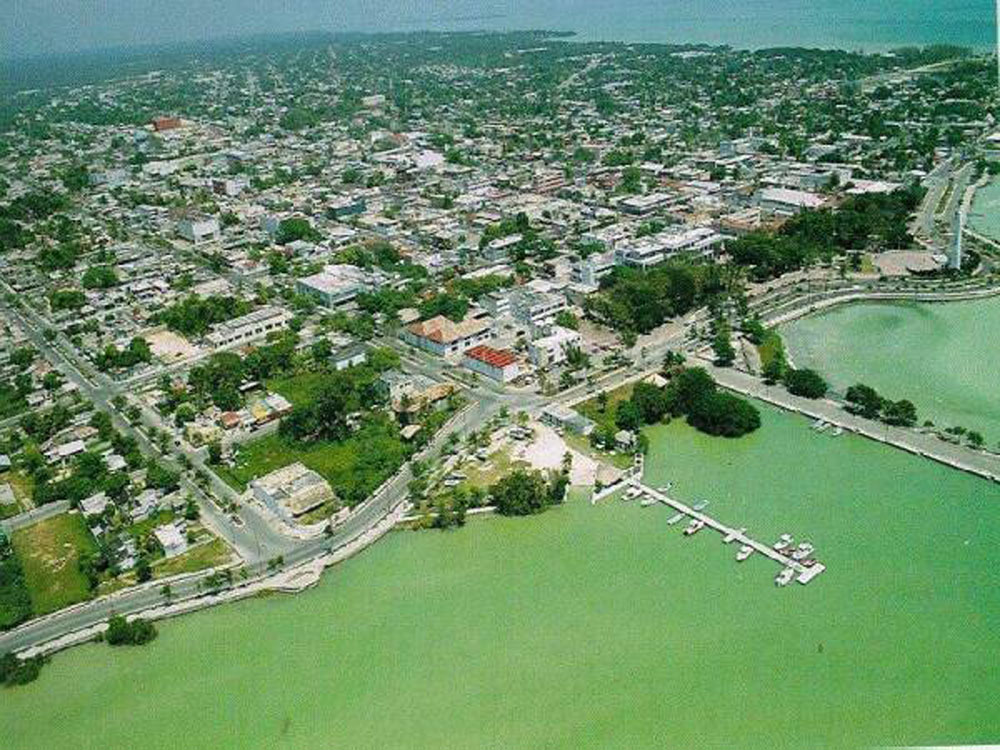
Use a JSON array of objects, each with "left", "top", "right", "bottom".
[{"left": 462, "top": 345, "right": 520, "bottom": 383}]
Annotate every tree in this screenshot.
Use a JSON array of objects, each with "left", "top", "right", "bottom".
[
  {"left": 712, "top": 328, "right": 736, "bottom": 366},
  {"left": 882, "top": 399, "right": 917, "bottom": 427},
  {"left": 615, "top": 400, "right": 642, "bottom": 432},
  {"left": 491, "top": 469, "right": 555, "bottom": 516},
  {"left": 783, "top": 368, "right": 827, "bottom": 399},
  {"left": 631, "top": 382, "right": 670, "bottom": 424},
  {"left": 207, "top": 441, "right": 223, "bottom": 465},
  {"left": 845, "top": 383, "right": 883, "bottom": 419}
]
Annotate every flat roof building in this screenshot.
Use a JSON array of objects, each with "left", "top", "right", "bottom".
[
  {"left": 206, "top": 306, "right": 293, "bottom": 349},
  {"left": 250, "top": 462, "right": 337, "bottom": 522}
]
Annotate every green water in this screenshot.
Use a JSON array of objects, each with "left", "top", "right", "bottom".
[
  {"left": 781, "top": 298, "right": 1000, "bottom": 443},
  {"left": 2, "top": 406, "right": 999, "bottom": 750},
  {"left": 970, "top": 177, "right": 1000, "bottom": 240}
]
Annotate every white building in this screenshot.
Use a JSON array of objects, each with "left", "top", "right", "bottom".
[
  {"left": 508, "top": 287, "right": 566, "bottom": 329},
  {"left": 206, "top": 306, "right": 293, "bottom": 349},
  {"left": 529, "top": 326, "right": 583, "bottom": 368},
  {"left": 250, "top": 462, "right": 337, "bottom": 522},
  {"left": 296, "top": 264, "right": 384, "bottom": 308},
  {"left": 462, "top": 345, "right": 520, "bottom": 383},
  {"left": 758, "top": 187, "right": 827, "bottom": 216},
  {"left": 571, "top": 250, "right": 616, "bottom": 286},
  {"left": 153, "top": 522, "right": 189, "bottom": 559},
  {"left": 402, "top": 315, "right": 492, "bottom": 357},
  {"left": 177, "top": 216, "right": 221, "bottom": 244},
  {"left": 615, "top": 227, "right": 724, "bottom": 270}
]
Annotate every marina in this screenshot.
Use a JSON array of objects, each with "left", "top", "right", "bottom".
[{"left": 629, "top": 477, "right": 826, "bottom": 586}]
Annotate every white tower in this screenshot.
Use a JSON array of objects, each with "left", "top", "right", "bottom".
[{"left": 949, "top": 204, "right": 964, "bottom": 270}]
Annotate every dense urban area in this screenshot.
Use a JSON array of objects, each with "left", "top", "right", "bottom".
[{"left": 2, "top": 30, "right": 1000, "bottom": 685}]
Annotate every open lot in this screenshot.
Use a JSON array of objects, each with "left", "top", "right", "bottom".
[
  {"left": 216, "top": 423, "right": 408, "bottom": 506},
  {"left": 11, "top": 512, "right": 97, "bottom": 616}
]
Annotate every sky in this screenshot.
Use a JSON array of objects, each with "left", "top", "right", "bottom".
[{"left": 3, "top": 1, "right": 996, "bottom": 60}]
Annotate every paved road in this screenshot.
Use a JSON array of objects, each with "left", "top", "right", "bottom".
[{"left": 0, "top": 288, "right": 290, "bottom": 562}]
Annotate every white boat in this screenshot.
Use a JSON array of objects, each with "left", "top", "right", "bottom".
[
  {"left": 830, "top": 426, "right": 844, "bottom": 437},
  {"left": 775, "top": 567, "right": 795, "bottom": 587},
  {"left": 736, "top": 545, "right": 754, "bottom": 562},
  {"left": 623, "top": 487, "right": 641, "bottom": 501},
  {"left": 667, "top": 513, "right": 685, "bottom": 525},
  {"left": 791, "top": 542, "right": 815, "bottom": 561},
  {"left": 640, "top": 498, "right": 656, "bottom": 507},
  {"left": 815, "top": 422, "right": 830, "bottom": 433},
  {"left": 772, "top": 533, "right": 793, "bottom": 551},
  {"left": 684, "top": 519, "right": 705, "bottom": 536},
  {"left": 811, "top": 419, "right": 826, "bottom": 430},
  {"left": 693, "top": 500, "right": 709, "bottom": 511}
]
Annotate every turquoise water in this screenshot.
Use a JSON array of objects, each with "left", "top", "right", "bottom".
[
  {"left": 970, "top": 177, "right": 1000, "bottom": 240},
  {"left": 7, "top": 0, "right": 997, "bottom": 59},
  {"left": 782, "top": 298, "right": 1000, "bottom": 443},
  {"left": 2, "top": 406, "right": 999, "bottom": 750}
]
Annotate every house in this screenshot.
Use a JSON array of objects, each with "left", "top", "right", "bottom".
[
  {"left": 0, "top": 454, "right": 11, "bottom": 471},
  {"left": 0, "top": 484, "right": 15, "bottom": 508},
  {"left": 81, "top": 492, "right": 110, "bottom": 517},
  {"left": 540, "top": 404, "right": 595, "bottom": 436},
  {"left": 402, "top": 315, "right": 492, "bottom": 357},
  {"left": 250, "top": 463, "right": 337, "bottom": 522},
  {"left": 153, "top": 522, "right": 189, "bottom": 559},
  {"left": 462, "top": 345, "right": 520, "bottom": 383},
  {"left": 483, "top": 234, "right": 522, "bottom": 262},
  {"left": 330, "top": 342, "right": 368, "bottom": 371},
  {"left": 615, "top": 430, "right": 636, "bottom": 451}
]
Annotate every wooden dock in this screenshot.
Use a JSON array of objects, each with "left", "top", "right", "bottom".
[{"left": 628, "top": 478, "right": 826, "bottom": 586}]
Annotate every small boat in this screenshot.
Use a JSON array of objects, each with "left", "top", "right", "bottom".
[
  {"left": 811, "top": 419, "right": 826, "bottom": 430},
  {"left": 684, "top": 519, "right": 705, "bottom": 536},
  {"left": 773, "top": 533, "right": 793, "bottom": 552},
  {"left": 657, "top": 483, "right": 672, "bottom": 493},
  {"left": 800, "top": 558, "right": 818, "bottom": 567},
  {"left": 623, "top": 487, "right": 641, "bottom": 501},
  {"left": 830, "top": 426, "right": 844, "bottom": 437},
  {"left": 693, "top": 500, "right": 709, "bottom": 511},
  {"left": 667, "top": 513, "right": 685, "bottom": 525},
  {"left": 736, "top": 545, "right": 754, "bottom": 562},
  {"left": 640, "top": 498, "right": 656, "bottom": 507},
  {"left": 792, "top": 542, "right": 815, "bottom": 561},
  {"left": 815, "top": 422, "right": 830, "bottom": 433},
  {"left": 775, "top": 567, "right": 795, "bottom": 587}
]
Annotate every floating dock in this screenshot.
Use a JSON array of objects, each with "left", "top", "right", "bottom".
[{"left": 629, "top": 478, "right": 825, "bottom": 586}]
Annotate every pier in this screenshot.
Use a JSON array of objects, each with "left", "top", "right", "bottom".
[{"left": 626, "top": 477, "right": 826, "bottom": 586}]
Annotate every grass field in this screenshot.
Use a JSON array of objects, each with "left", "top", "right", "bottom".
[
  {"left": 11, "top": 512, "right": 97, "bottom": 616},
  {"left": 216, "top": 422, "right": 408, "bottom": 506},
  {"left": 756, "top": 329, "right": 786, "bottom": 370},
  {"left": 153, "top": 538, "right": 232, "bottom": 579},
  {"left": 575, "top": 382, "right": 635, "bottom": 432},
  {"left": 267, "top": 371, "right": 330, "bottom": 407},
  {"left": 1, "top": 470, "right": 34, "bottom": 508}
]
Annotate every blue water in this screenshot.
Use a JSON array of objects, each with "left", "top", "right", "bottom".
[{"left": 5, "top": 0, "right": 997, "bottom": 59}]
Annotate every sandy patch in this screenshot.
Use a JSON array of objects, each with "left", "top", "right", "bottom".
[
  {"left": 146, "top": 328, "right": 200, "bottom": 361},
  {"left": 511, "top": 421, "right": 598, "bottom": 486}
]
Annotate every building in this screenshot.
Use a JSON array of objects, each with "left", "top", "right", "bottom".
[
  {"left": 529, "top": 326, "right": 582, "bottom": 368},
  {"left": 482, "top": 234, "right": 522, "bottom": 263},
  {"left": 758, "top": 187, "right": 827, "bottom": 216},
  {"left": 177, "top": 216, "right": 221, "bottom": 244},
  {"left": 250, "top": 462, "right": 337, "bottom": 522},
  {"left": 614, "top": 227, "right": 724, "bottom": 270},
  {"left": 402, "top": 315, "right": 492, "bottom": 357},
  {"left": 330, "top": 341, "right": 368, "bottom": 371},
  {"left": 619, "top": 192, "right": 675, "bottom": 216},
  {"left": 540, "top": 404, "right": 595, "bottom": 436},
  {"left": 327, "top": 196, "right": 367, "bottom": 219},
  {"left": 206, "top": 306, "right": 293, "bottom": 349},
  {"left": 571, "top": 250, "right": 616, "bottom": 286},
  {"left": 508, "top": 287, "right": 566, "bottom": 329},
  {"left": 151, "top": 116, "right": 182, "bottom": 132},
  {"left": 296, "top": 264, "right": 383, "bottom": 308},
  {"left": 481, "top": 291, "right": 512, "bottom": 319},
  {"left": 153, "top": 522, "right": 189, "bottom": 559},
  {"left": 463, "top": 345, "right": 520, "bottom": 383}
]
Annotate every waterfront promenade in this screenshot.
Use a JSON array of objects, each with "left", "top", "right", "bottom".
[{"left": 700, "top": 360, "right": 1000, "bottom": 484}]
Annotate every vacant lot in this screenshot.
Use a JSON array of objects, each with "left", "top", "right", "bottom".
[
  {"left": 575, "top": 382, "right": 635, "bottom": 432},
  {"left": 11, "top": 512, "right": 97, "bottom": 616},
  {"left": 154, "top": 538, "right": 232, "bottom": 579},
  {"left": 267, "top": 371, "right": 330, "bottom": 407},
  {"left": 216, "top": 421, "right": 408, "bottom": 506}
]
